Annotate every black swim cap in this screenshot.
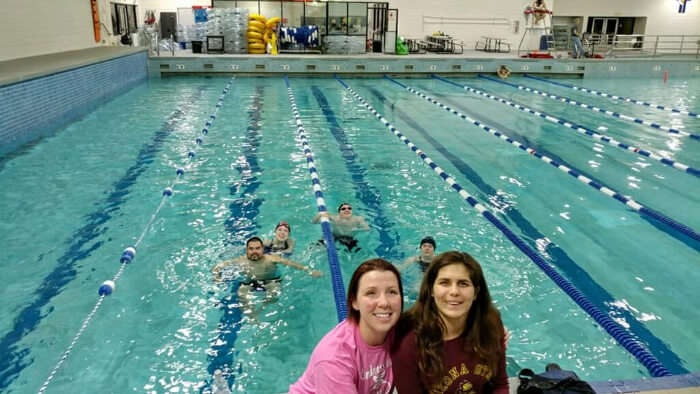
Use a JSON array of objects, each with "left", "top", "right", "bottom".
[{"left": 420, "top": 236, "right": 436, "bottom": 248}]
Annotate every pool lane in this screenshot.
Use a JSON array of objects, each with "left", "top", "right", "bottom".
[
  {"left": 355, "top": 82, "right": 686, "bottom": 375},
  {"left": 0, "top": 86, "right": 207, "bottom": 390}
]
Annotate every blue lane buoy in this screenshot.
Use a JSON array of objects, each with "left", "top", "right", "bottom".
[
  {"left": 205, "top": 121, "right": 212, "bottom": 127},
  {"left": 176, "top": 168, "right": 185, "bottom": 176},
  {"left": 120, "top": 247, "right": 136, "bottom": 264},
  {"left": 210, "top": 114, "right": 216, "bottom": 120},
  {"left": 98, "top": 280, "right": 115, "bottom": 296},
  {"left": 163, "top": 187, "right": 173, "bottom": 196},
  {"left": 202, "top": 128, "right": 208, "bottom": 135},
  {"left": 188, "top": 151, "right": 196, "bottom": 158},
  {"left": 196, "top": 137, "right": 203, "bottom": 144}
]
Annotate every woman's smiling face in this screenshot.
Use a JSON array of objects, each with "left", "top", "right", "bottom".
[
  {"left": 275, "top": 225, "right": 289, "bottom": 241},
  {"left": 352, "top": 270, "right": 402, "bottom": 346},
  {"left": 431, "top": 263, "right": 477, "bottom": 330}
]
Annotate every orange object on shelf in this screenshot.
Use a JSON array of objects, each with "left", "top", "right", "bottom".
[{"left": 91, "top": 0, "right": 100, "bottom": 42}]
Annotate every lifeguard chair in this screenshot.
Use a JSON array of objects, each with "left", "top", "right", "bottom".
[{"left": 517, "top": 2, "right": 553, "bottom": 56}]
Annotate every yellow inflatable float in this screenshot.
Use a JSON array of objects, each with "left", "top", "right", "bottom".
[{"left": 247, "top": 14, "right": 280, "bottom": 55}]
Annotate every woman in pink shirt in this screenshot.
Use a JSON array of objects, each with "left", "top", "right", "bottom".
[
  {"left": 290, "top": 258, "right": 403, "bottom": 394},
  {"left": 391, "top": 251, "right": 509, "bottom": 394}
]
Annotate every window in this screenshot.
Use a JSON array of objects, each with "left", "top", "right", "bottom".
[{"left": 111, "top": 3, "right": 138, "bottom": 35}]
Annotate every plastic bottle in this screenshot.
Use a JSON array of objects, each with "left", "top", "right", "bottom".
[{"left": 212, "top": 369, "right": 231, "bottom": 394}]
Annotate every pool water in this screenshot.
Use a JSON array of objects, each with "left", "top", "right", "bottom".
[{"left": 0, "top": 75, "right": 698, "bottom": 393}]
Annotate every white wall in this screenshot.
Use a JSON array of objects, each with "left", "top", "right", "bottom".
[
  {"left": 555, "top": 0, "right": 700, "bottom": 36},
  {"left": 0, "top": 0, "right": 97, "bottom": 61},
  {"left": 392, "top": 0, "right": 555, "bottom": 49},
  {"left": 139, "top": 0, "right": 211, "bottom": 26},
  {"left": 393, "top": 0, "right": 699, "bottom": 50},
  {"left": 0, "top": 0, "right": 144, "bottom": 61},
  {"left": 1, "top": 0, "right": 698, "bottom": 62}
]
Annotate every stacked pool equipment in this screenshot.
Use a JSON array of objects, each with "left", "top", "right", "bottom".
[
  {"left": 324, "top": 35, "right": 366, "bottom": 54},
  {"left": 223, "top": 8, "right": 248, "bottom": 54},
  {"left": 246, "top": 14, "right": 281, "bottom": 54},
  {"left": 278, "top": 26, "right": 320, "bottom": 51}
]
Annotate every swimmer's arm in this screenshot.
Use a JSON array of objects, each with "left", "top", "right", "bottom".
[
  {"left": 271, "top": 255, "right": 322, "bottom": 277},
  {"left": 398, "top": 256, "right": 418, "bottom": 272},
  {"left": 282, "top": 238, "right": 295, "bottom": 254},
  {"left": 211, "top": 259, "right": 234, "bottom": 282},
  {"left": 312, "top": 212, "right": 332, "bottom": 223},
  {"left": 357, "top": 217, "right": 370, "bottom": 231}
]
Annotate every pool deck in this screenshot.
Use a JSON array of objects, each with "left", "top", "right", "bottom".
[
  {"left": 2, "top": 46, "right": 699, "bottom": 87},
  {"left": 1, "top": 45, "right": 699, "bottom": 393},
  {"left": 0, "top": 47, "right": 146, "bottom": 87}
]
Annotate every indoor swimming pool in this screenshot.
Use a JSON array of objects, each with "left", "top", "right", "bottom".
[{"left": 0, "top": 74, "right": 698, "bottom": 393}]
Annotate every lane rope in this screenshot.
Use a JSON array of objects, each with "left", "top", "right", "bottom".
[
  {"left": 283, "top": 76, "right": 347, "bottom": 322},
  {"left": 310, "top": 86, "right": 402, "bottom": 260},
  {"left": 524, "top": 74, "right": 700, "bottom": 120},
  {"left": 384, "top": 75, "right": 700, "bottom": 244},
  {"left": 37, "top": 77, "right": 236, "bottom": 394},
  {"left": 478, "top": 74, "right": 699, "bottom": 140},
  {"left": 432, "top": 75, "right": 700, "bottom": 178},
  {"left": 334, "top": 74, "right": 672, "bottom": 378}
]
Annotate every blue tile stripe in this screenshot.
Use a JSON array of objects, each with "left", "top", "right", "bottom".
[
  {"left": 37, "top": 78, "right": 236, "bottom": 394},
  {"left": 383, "top": 75, "right": 700, "bottom": 244},
  {"left": 524, "top": 74, "right": 700, "bottom": 121},
  {"left": 432, "top": 75, "right": 700, "bottom": 178},
  {"left": 0, "top": 52, "right": 148, "bottom": 157},
  {"left": 0, "top": 86, "right": 207, "bottom": 390},
  {"left": 284, "top": 76, "right": 346, "bottom": 322},
  {"left": 478, "top": 74, "right": 699, "bottom": 140},
  {"left": 335, "top": 75, "right": 675, "bottom": 377},
  {"left": 205, "top": 86, "right": 266, "bottom": 392}
]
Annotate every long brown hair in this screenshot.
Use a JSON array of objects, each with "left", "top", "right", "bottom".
[
  {"left": 406, "top": 251, "right": 504, "bottom": 382},
  {"left": 346, "top": 258, "right": 404, "bottom": 324}
]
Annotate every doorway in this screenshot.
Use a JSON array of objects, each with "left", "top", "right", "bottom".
[{"left": 160, "top": 12, "right": 176, "bottom": 40}]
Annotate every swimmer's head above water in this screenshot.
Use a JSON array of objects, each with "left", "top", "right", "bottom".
[
  {"left": 246, "top": 237, "right": 264, "bottom": 261},
  {"left": 338, "top": 203, "right": 353, "bottom": 217},
  {"left": 275, "top": 221, "right": 291, "bottom": 240}
]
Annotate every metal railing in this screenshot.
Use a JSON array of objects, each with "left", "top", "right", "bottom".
[{"left": 584, "top": 33, "right": 700, "bottom": 58}]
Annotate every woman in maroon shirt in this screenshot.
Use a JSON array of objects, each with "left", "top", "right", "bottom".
[{"left": 391, "top": 251, "right": 508, "bottom": 394}]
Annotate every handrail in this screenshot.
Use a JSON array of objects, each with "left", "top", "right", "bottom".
[
  {"left": 584, "top": 33, "right": 700, "bottom": 58},
  {"left": 521, "top": 31, "right": 700, "bottom": 58}
]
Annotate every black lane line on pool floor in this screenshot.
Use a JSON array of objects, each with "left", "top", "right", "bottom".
[
  {"left": 433, "top": 76, "right": 699, "bottom": 179},
  {"left": 0, "top": 87, "right": 207, "bottom": 389},
  {"left": 205, "top": 86, "right": 265, "bottom": 390},
  {"left": 310, "top": 86, "right": 402, "bottom": 261},
  {"left": 366, "top": 85, "right": 689, "bottom": 375},
  {"left": 422, "top": 87, "right": 700, "bottom": 253}
]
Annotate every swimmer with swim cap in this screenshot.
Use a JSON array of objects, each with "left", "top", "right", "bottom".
[
  {"left": 263, "top": 221, "right": 295, "bottom": 255},
  {"left": 400, "top": 236, "right": 437, "bottom": 273}
]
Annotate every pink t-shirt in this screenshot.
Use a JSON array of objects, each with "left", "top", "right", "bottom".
[{"left": 289, "top": 320, "right": 395, "bottom": 394}]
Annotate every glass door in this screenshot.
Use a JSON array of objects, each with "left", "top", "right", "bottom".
[{"left": 590, "top": 17, "right": 618, "bottom": 45}]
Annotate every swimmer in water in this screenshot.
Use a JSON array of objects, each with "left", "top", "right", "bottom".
[
  {"left": 312, "top": 203, "right": 370, "bottom": 252},
  {"left": 263, "top": 221, "right": 295, "bottom": 255},
  {"left": 212, "top": 237, "right": 322, "bottom": 315},
  {"left": 399, "top": 236, "right": 437, "bottom": 273}
]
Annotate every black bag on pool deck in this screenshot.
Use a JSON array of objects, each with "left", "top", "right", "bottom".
[{"left": 517, "top": 365, "right": 595, "bottom": 394}]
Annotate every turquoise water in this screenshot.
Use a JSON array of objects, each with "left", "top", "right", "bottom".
[{"left": 0, "top": 75, "right": 698, "bottom": 393}]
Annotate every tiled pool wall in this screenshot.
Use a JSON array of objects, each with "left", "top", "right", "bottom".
[
  {"left": 148, "top": 56, "right": 700, "bottom": 79},
  {"left": 0, "top": 51, "right": 147, "bottom": 157},
  {"left": 2, "top": 52, "right": 697, "bottom": 157}
]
